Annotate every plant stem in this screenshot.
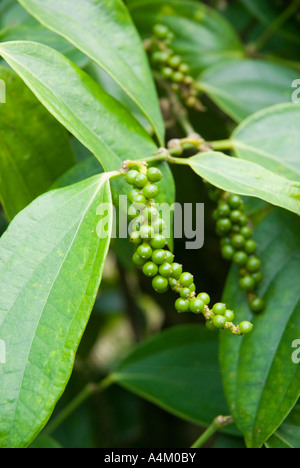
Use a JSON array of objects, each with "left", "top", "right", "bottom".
[
  {"left": 43, "top": 375, "right": 113, "bottom": 436},
  {"left": 252, "top": 0, "right": 300, "bottom": 52},
  {"left": 191, "top": 415, "right": 234, "bottom": 448},
  {"left": 208, "top": 139, "right": 234, "bottom": 151}
]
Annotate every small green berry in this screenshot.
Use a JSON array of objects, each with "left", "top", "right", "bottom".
[
  {"left": 139, "top": 225, "right": 154, "bottom": 240},
  {"left": 159, "top": 262, "right": 173, "bottom": 278},
  {"left": 197, "top": 293, "right": 210, "bottom": 305},
  {"left": 233, "top": 251, "right": 248, "bottom": 267},
  {"left": 132, "top": 194, "right": 147, "bottom": 206},
  {"left": 217, "top": 203, "right": 231, "bottom": 218},
  {"left": 212, "top": 303, "right": 227, "bottom": 316},
  {"left": 171, "top": 263, "right": 183, "bottom": 279},
  {"left": 144, "top": 206, "right": 159, "bottom": 222},
  {"left": 128, "top": 189, "right": 140, "bottom": 203},
  {"left": 239, "top": 321, "right": 253, "bottom": 334},
  {"left": 164, "top": 251, "right": 174, "bottom": 264},
  {"left": 230, "top": 210, "right": 243, "bottom": 223},
  {"left": 143, "top": 184, "right": 159, "bottom": 200},
  {"left": 169, "top": 278, "right": 178, "bottom": 288},
  {"left": 190, "top": 298, "right": 205, "bottom": 314},
  {"left": 152, "top": 275, "right": 169, "bottom": 293},
  {"left": 216, "top": 218, "right": 232, "bottom": 235},
  {"left": 153, "top": 24, "right": 169, "bottom": 38},
  {"left": 175, "top": 298, "right": 190, "bottom": 313},
  {"left": 152, "top": 217, "right": 167, "bottom": 233},
  {"left": 244, "top": 240, "right": 257, "bottom": 255},
  {"left": 239, "top": 275, "right": 255, "bottom": 292},
  {"left": 249, "top": 297, "right": 265, "bottom": 314},
  {"left": 168, "top": 55, "right": 182, "bottom": 68},
  {"left": 252, "top": 271, "right": 263, "bottom": 284},
  {"left": 137, "top": 244, "right": 153, "bottom": 260},
  {"left": 147, "top": 168, "right": 163, "bottom": 182},
  {"left": 134, "top": 173, "right": 148, "bottom": 188},
  {"left": 132, "top": 252, "right": 146, "bottom": 267},
  {"left": 152, "top": 249, "right": 168, "bottom": 265},
  {"left": 240, "top": 226, "right": 252, "bottom": 239},
  {"left": 224, "top": 310, "right": 235, "bottom": 322},
  {"left": 143, "top": 262, "right": 158, "bottom": 278},
  {"left": 213, "top": 315, "right": 226, "bottom": 329},
  {"left": 246, "top": 256, "right": 262, "bottom": 273},
  {"left": 128, "top": 205, "right": 139, "bottom": 219},
  {"left": 179, "top": 63, "right": 189, "bottom": 74},
  {"left": 125, "top": 169, "right": 139, "bottom": 185},
  {"left": 130, "top": 231, "right": 142, "bottom": 246},
  {"left": 238, "top": 214, "right": 248, "bottom": 226},
  {"left": 150, "top": 234, "right": 167, "bottom": 249},
  {"left": 228, "top": 194, "right": 242, "bottom": 209},
  {"left": 179, "top": 272, "right": 194, "bottom": 287},
  {"left": 231, "top": 234, "right": 246, "bottom": 250},
  {"left": 221, "top": 245, "right": 235, "bottom": 261},
  {"left": 172, "top": 71, "right": 184, "bottom": 83},
  {"left": 162, "top": 67, "right": 174, "bottom": 79}
]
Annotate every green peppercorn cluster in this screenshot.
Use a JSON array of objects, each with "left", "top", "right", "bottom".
[
  {"left": 146, "top": 24, "right": 203, "bottom": 110},
  {"left": 209, "top": 187, "right": 265, "bottom": 314},
  {"left": 124, "top": 161, "right": 253, "bottom": 335}
]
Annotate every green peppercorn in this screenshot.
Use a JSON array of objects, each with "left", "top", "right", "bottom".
[
  {"left": 134, "top": 173, "right": 148, "bottom": 188},
  {"left": 150, "top": 234, "right": 167, "bottom": 249},
  {"left": 128, "top": 205, "right": 138, "bottom": 220},
  {"left": 137, "top": 244, "right": 153, "bottom": 260},
  {"left": 190, "top": 298, "right": 205, "bottom": 314},
  {"left": 152, "top": 249, "right": 168, "bottom": 265},
  {"left": 168, "top": 55, "right": 182, "bottom": 68},
  {"left": 152, "top": 275, "right": 169, "bottom": 293},
  {"left": 139, "top": 225, "right": 154, "bottom": 240},
  {"left": 179, "top": 63, "right": 190, "bottom": 74},
  {"left": 244, "top": 240, "right": 257, "bottom": 255},
  {"left": 231, "top": 234, "right": 246, "bottom": 250},
  {"left": 125, "top": 170, "right": 139, "bottom": 185},
  {"left": 224, "top": 310, "right": 235, "bottom": 322},
  {"left": 246, "top": 256, "right": 262, "bottom": 273},
  {"left": 153, "top": 24, "right": 169, "bottom": 39},
  {"left": 147, "top": 167, "right": 163, "bottom": 182},
  {"left": 171, "top": 263, "right": 183, "bottom": 279},
  {"left": 132, "top": 194, "right": 147, "bottom": 206},
  {"left": 159, "top": 262, "right": 173, "bottom": 278},
  {"left": 180, "top": 287, "right": 191, "bottom": 299},
  {"left": 143, "top": 262, "right": 159, "bottom": 278},
  {"left": 216, "top": 218, "right": 232, "bottom": 235},
  {"left": 175, "top": 298, "right": 190, "bottom": 313},
  {"left": 217, "top": 203, "right": 231, "bottom": 218},
  {"left": 252, "top": 271, "right": 263, "bottom": 284},
  {"left": 143, "top": 184, "right": 159, "bottom": 200},
  {"left": 206, "top": 320, "right": 217, "bottom": 331},
  {"left": 212, "top": 303, "right": 227, "bottom": 316},
  {"left": 162, "top": 67, "right": 174, "bottom": 79},
  {"left": 239, "top": 275, "right": 255, "bottom": 292},
  {"left": 128, "top": 189, "right": 140, "bottom": 203},
  {"left": 240, "top": 226, "right": 252, "bottom": 239},
  {"left": 132, "top": 252, "right": 146, "bottom": 267},
  {"left": 130, "top": 231, "right": 142, "bottom": 246},
  {"left": 230, "top": 210, "right": 243, "bottom": 223},
  {"left": 221, "top": 245, "right": 235, "bottom": 261},
  {"left": 144, "top": 206, "right": 159, "bottom": 223},
  {"left": 239, "top": 321, "right": 253, "bottom": 334},
  {"left": 164, "top": 251, "right": 174, "bottom": 264},
  {"left": 152, "top": 217, "right": 167, "bottom": 234},
  {"left": 169, "top": 278, "right": 178, "bottom": 288},
  {"left": 172, "top": 71, "right": 185, "bottom": 83},
  {"left": 179, "top": 272, "right": 194, "bottom": 287},
  {"left": 249, "top": 297, "right": 265, "bottom": 314},
  {"left": 197, "top": 292, "right": 210, "bottom": 305},
  {"left": 233, "top": 251, "right": 248, "bottom": 267},
  {"left": 213, "top": 315, "right": 226, "bottom": 329},
  {"left": 228, "top": 194, "right": 242, "bottom": 209}
]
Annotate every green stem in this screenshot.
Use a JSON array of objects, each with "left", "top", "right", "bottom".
[
  {"left": 208, "top": 139, "right": 234, "bottom": 151},
  {"left": 43, "top": 376, "right": 113, "bottom": 436},
  {"left": 252, "top": 0, "right": 300, "bottom": 52},
  {"left": 191, "top": 415, "right": 234, "bottom": 448}
]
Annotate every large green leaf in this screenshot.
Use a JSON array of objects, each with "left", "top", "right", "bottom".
[
  {"left": 220, "top": 209, "right": 300, "bottom": 448},
  {"left": 0, "top": 24, "right": 88, "bottom": 67},
  {"left": 199, "top": 59, "right": 296, "bottom": 123},
  {"left": 0, "top": 66, "right": 75, "bottom": 220},
  {"left": 129, "top": 0, "right": 244, "bottom": 75},
  {"left": 0, "top": 41, "right": 175, "bottom": 231},
  {"left": 188, "top": 152, "right": 300, "bottom": 216},
  {"left": 232, "top": 104, "right": 300, "bottom": 180},
  {"left": 18, "top": 0, "right": 164, "bottom": 144},
  {"left": 111, "top": 324, "right": 239, "bottom": 436},
  {"left": 0, "top": 174, "right": 113, "bottom": 448},
  {"left": 265, "top": 404, "right": 300, "bottom": 448}
]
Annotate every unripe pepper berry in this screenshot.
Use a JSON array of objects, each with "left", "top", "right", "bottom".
[
  {"left": 147, "top": 167, "right": 163, "bottom": 182},
  {"left": 137, "top": 244, "right": 153, "bottom": 260},
  {"left": 135, "top": 174, "right": 148, "bottom": 188},
  {"left": 212, "top": 303, "right": 227, "bottom": 316},
  {"left": 125, "top": 169, "right": 139, "bottom": 185},
  {"left": 175, "top": 298, "right": 190, "bottom": 313},
  {"left": 143, "top": 184, "right": 159, "bottom": 200},
  {"left": 213, "top": 315, "right": 226, "bottom": 329},
  {"left": 152, "top": 275, "right": 169, "bottom": 293},
  {"left": 239, "top": 321, "right": 253, "bottom": 334},
  {"left": 143, "top": 262, "right": 159, "bottom": 278},
  {"left": 150, "top": 234, "right": 167, "bottom": 249},
  {"left": 179, "top": 272, "right": 194, "bottom": 287},
  {"left": 190, "top": 298, "right": 205, "bottom": 314}
]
